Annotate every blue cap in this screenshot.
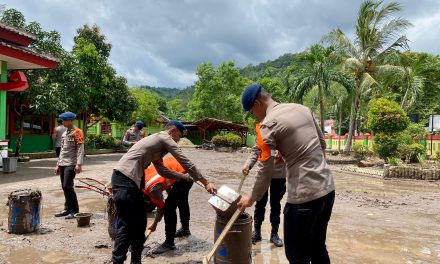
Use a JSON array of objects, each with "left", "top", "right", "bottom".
[
  {"left": 241, "top": 84, "right": 262, "bottom": 111},
  {"left": 167, "top": 120, "right": 187, "bottom": 135},
  {"left": 135, "top": 121, "right": 144, "bottom": 129},
  {"left": 59, "top": 112, "right": 77, "bottom": 121}
]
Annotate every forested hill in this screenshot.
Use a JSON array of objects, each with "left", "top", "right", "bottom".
[
  {"left": 142, "top": 52, "right": 301, "bottom": 98},
  {"left": 140, "top": 85, "right": 195, "bottom": 101},
  {"left": 240, "top": 53, "right": 301, "bottom": 80}
]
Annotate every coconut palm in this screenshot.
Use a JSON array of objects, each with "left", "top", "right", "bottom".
[
  {"left": 380, "top": 52, "right": 440, "bottom": 111},
  {"left": 286, "top": 44, "right": 355, "bottom": 133},
  {"left": 326, "top": 0, "right": 411, "bottom": 152}
]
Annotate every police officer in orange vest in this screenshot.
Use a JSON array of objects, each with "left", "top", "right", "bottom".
[
  {"left": 142, "top": 157, "right": 194, "bottom": 254},
  {"left": 242, "top": 122, "right": 286, "bottom": 247},
  {"left": 238, "top": 85, "right": 335, "bottom": 263}
]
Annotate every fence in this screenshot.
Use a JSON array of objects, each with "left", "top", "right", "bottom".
[{"left": 324, "top": 134, "right": 440, "bottom": 158}]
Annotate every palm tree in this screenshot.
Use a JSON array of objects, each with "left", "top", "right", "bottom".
[
  {"left": 330, "top": 85, "right": 353, "bottom": 152},
  {"left": 326, "top": 0, "right": 411, "bottom": 152},
  {"left": 380, "top": 52, "right": 440, "bottom": 110},
  {"left": 286, "top": 44, "right": 355, "bottom": 133}
]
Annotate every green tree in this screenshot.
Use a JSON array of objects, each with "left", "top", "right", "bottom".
[
  {"left": 367, "top": 98, "right": 409, "bottom": 134},
  {"left": 130, "top": 88, "right": 159, "bottom": 125},
  {"left": 367, "top": 98, "right": 409, "bottom": 162},
  {"left": 326, "top": 0, "right": 411, "bottom": 152},
  {"left": 72, "top": 25, "right": 136, "bottom": 137},
  {"left": 166, "top": 98, "right": 185, "bottom": 120},
  {"left": 381, "top": 52, "right": 440, "bottom": 112},
  {"left": 187, "top": 61, "right": 251, "bottom": 122},
  {"left": 286, "top": 44, "right": 355, "bottom": 133}
]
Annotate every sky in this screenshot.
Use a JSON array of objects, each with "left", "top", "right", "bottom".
[{"left": 3, "top": 0, "right": 440, "bottom": 88}]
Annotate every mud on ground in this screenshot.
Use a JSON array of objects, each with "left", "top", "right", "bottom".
[{"left": 0, "top": 150, "right": 439, "bottom": 264}]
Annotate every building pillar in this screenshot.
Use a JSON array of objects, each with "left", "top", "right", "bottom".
[{"left": 0, "top": 61, "right": 8, "bottom": 140}]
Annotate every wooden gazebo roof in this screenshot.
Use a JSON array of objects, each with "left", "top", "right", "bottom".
[
  {"left": 185, "top": 118, "right": 248, "bottom": 141},
  {"left": 191, "top": 118, "right": 248, "bottom": 132}
]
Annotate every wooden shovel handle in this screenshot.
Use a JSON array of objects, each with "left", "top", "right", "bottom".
[
  {"left": 237, "top": 174, "right": 247, "bottom": 193},
  {"left": 145, "top": 229, "right": 152, "bottom": 240},
  {"left": 203, "top": 209, "right": 242, "bottom": 264}
]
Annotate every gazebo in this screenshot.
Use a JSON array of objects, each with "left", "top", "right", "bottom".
[
  {"left": 185, "top": 117, "right": 249, "bottom": 144},
  {"left": 0, "top": 23, "right": 59, "bottom": 144}
]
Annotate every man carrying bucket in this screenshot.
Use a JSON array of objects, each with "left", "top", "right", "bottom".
[
  {"left": 54, "top": 112, "right": 84, "bottom": 220},
  {"left": 111, "top": 120, "right": 215, "bottom": 264},
  {"left": 142, "top": 157, "right": 195, "bottom": 254},
  {"left": 242, "top": 123, "right": 286, "bottom": 247},
  {"left": 238, "top": 85, "right": 335, "bottom": 264}
]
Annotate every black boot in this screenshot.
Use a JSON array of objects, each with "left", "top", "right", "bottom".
[
  {"left": 130, "top": 254, "right": 142, "bottom": 264},
  {"left": 152, "top": 241, "right": 176, "bottom": 254},
  {"left": 175, "top": 227, "right": 191, "bottom": 238},
  {"left": 251, "top": 222, "right": 262, "bottom": 244},
  {"left": 270, "top": 225, "right": 284, "bottom": 247}
]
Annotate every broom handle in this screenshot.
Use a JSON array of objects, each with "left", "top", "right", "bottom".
[{"left": 203, "top": 209, "right": 242, "bottom": 264}]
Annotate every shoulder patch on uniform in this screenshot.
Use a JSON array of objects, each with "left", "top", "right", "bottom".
[{"left": 73, "top": 128, "right": 84, "bottom": 144}]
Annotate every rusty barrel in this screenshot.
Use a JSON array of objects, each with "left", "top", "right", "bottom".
[
  {"left": 214, "top": 212, "right": 252, "bottom": 264},
  {"left": 8, "top": 189, "right": 42, "bottom": 234}
]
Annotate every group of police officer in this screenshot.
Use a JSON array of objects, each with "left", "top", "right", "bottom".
[{"left": 53, "top": 83, "right": 334, "bottom": 264}]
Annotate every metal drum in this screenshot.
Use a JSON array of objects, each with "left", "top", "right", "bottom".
[
  {"left": 8, "top": 189, "right": 42, "bottom": 234},
  {"left": 214, "top": 212, "right": 252, "bottom": 264}
]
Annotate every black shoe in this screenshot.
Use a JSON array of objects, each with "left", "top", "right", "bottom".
[
  {"left": 270, "top": 233, "right": 284, "bottom": 247},
  {"left": 152, "top": 242, "right": 176, "bottom": 254},
  {"left": 251, "top": 229, "right": 262, "bottom": 244},
  {"left": 54, "top": 210, "right": 69, "bottom": 217},
  {"left": 175, "top": 228, "right": 191, "bottom": 238},
  {"left": 65, "top": 212, "right": 77, "bottom": 219}
]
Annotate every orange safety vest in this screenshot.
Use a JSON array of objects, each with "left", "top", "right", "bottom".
[
  {"left": 256, "top": 123, "right": 272, "bottom": 161},
  {"left": 143, "top": 157, "right": 186, "bottom": 195}
]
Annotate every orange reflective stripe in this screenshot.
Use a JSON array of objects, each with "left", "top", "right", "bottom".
[
  {"left": 256, "top": 123, "right": 271, "bottom": 161},
  {"left": 143, "top": 157, "right": 185, "bottom": 192}
]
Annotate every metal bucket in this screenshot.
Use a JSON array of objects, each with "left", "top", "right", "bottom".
[
  {"left": 8, "top": 189, "right": 42, "bottom": 234},
  {"left": 214, "top": 212, "right": 252, "bottom": 264},
  {"left": 208, "top": 185, "right": 241, "bottom": 219},
  {"left": 75, "top": 213, "right": 92, "bottom": 227}
]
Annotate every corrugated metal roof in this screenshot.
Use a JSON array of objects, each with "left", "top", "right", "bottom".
[
  {"left": 0, "top": 40, "right": 59, "bottom": 63},
  {"left": 0, "top": 23, "right": 36, "bottom": 40}
]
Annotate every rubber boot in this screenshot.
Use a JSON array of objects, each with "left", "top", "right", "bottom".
[
  {"left": 251, "top": 222, "right": 262, "bottom": 244},
  {"left": 270, "top": 224, "right": 284, "bottom": 247}
]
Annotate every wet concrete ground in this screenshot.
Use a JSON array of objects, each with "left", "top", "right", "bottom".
[{"left": 0, "top": 150, "right": 439, "bottom": 264}]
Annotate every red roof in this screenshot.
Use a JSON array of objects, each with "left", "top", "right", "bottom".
[
  {"left": 0, "top": 23, "right": 35, "bottom": 46},
  {"left": 0, "top": 23, "right": 58, "bottom": 69}
]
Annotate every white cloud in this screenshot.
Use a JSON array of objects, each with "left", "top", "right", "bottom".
[{"left": 3, "top": 0, "right": 439, "bottom": 88}]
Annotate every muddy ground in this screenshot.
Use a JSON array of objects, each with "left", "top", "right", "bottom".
[{"left": 0, "top": 150, "right": 439, "bottom": 264}]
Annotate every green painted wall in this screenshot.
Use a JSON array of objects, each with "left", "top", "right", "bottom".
[
  {"left": 0, "top": 61, "right": 7, "bottom": 139},
  {"left": 8, "top": 135, "right": 52, "bottom": 153}
]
